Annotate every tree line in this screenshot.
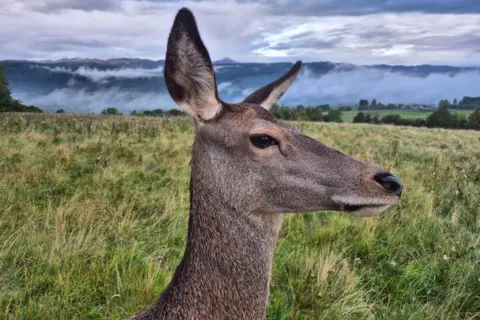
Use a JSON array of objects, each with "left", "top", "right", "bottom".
[
  {"left": 353, "top": 106, "right": 480, "bottom": 130},
  {"left": 95, "top": 108, "right": 187, "bottom": 117},
  {"left": 1, "top": 62, "right": 479, "bottom": 130},
  {"left": 358, "top": 96, "right": 480, "bottom": 111},
  {"left": 271, "top": 104, "right": 345, "bottom": 122},
  {"left": 102, "top": 105, "right": 346, "bottom": 122}
]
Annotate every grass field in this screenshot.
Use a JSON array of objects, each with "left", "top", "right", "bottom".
[
  {"left": 341, "top": 109, "right": 473, "bottom": 123},
  {"left": 1, "top": 113, "right": 479, "bottom": 319}
]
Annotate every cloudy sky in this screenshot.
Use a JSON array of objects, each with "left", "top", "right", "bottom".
[{"left": 1, "top": 0, "right": 480, "bottom": 66}]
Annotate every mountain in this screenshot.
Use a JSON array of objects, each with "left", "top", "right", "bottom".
[
  {"left": 2, "top": 58, "right": 480, "bottom": 113},
  {"left": 214, "top": 57, "right": 238, "bottom": 65},
  {"left": 23, "top": 57, "right": 165, "bottom": 68}
]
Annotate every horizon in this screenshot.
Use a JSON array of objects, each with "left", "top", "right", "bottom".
[{"left": 3, "top": 56, "right": 480, "bottom": 69}]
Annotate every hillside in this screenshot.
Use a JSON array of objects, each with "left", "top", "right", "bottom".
[{"left": 2, "top": 58, "right": 480, "bottom": 113}]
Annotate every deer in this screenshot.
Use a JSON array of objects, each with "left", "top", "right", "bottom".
[{"left": 129, "top": 7, "right": 403, "bottom": 320}]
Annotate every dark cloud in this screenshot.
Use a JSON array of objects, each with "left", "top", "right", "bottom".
[
  {"left": 356, "top": 28, "right": 402, "bottom": 40},
  {"left": 30, "top": 38, "right": 113, "bottom": 52},
  {"left": 29, "top": 0, "right": 120, "bottom": 13},
  {"left": 271, "top": 36, "right": 338, "bottom": 51},
  {"left": 19, "top": 0, "right": 480, "bottom": 16},
  {"left": 288, "top": 31, "right": 314, "bottom": 41},
  {"left": 268, "top": 26, "right": 401, "bottom": 54},
  {"left": 401, "top": 34, "right": 480, "bottom": 52},
  {"left": 261, "top": 0, "right": 480, "bottom": 16}
]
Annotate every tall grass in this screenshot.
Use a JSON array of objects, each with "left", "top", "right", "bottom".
[{"left": 1, "top": 113, "right": 479, "bottom": 319}]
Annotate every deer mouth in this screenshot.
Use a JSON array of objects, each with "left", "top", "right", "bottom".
[
  {"left": 339, "top": 203, "right": 392, "bottom": 217},
  {"left": 331, "top": 194, "right": 398, "bottom": 217}
]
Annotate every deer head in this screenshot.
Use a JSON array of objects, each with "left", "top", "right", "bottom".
[{"left": 164, "top": 8, "right": 402, "bottom": 219}]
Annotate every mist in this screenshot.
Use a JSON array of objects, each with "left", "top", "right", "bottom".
[
  {"left": 11, "top": 64, "right": 480, "bottom": 113},
  {"left": 14, "top": 88, "right": 176, "bottom": 114},
  {"left": 276, "top": 66, "right": 480, "bottom": 106},
  {"left": 39, "top": 66, "right": 164, "bottom": 83}
]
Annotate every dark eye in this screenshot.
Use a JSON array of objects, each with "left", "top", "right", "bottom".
[{"left": 250, "top": 134, "right": 278, "bottom": 149}]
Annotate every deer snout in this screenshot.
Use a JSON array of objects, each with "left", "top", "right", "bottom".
[{"left": 374, "top": 173, "right": 403, "bottom": 197}]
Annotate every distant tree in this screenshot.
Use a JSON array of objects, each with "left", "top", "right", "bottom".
[
  {"left": 271, "top": 104, "right": 282, "bottom": 119},
  {"left": 467, "top": 108, "right": 480, "bottom": 130},
  {"left": 453, "top": 98, "right": 458, "bottom": 106},
  {"left": 454, "top": 113, "right": 469, "bottom": 129},
  {"left": 296, "top": 109, "right": 309, "bottom": 121},
  {"left": 0, "top": 63, "right": 43, "bottom": 113},
  {"left": 56, "top": 109, "right": 65, "bottom": 114},
  {"left": 438, "top": 99, "right": 452, "bottom": 109},
  {"left": 425, "top": 106, "right": 455, "bottom": 128},
  {"left": 364, "top": 113, "right": 372, "bottom": 123},
  {"left": 359, "top": 99, "right": 369, "bottom": 110},
  {"left": 138, "top": 109, "right": 165, "bottom": 117},
  {"left": 337, "top": 106, "right": 353, "bottom": 112},
  {"left": 296, "top": 104, "right": 305, "bottom": 112},
  {"left": 381, "top": 114, "right": 403, "bottom": 125},
  {"left": 283, "top": 108, "right": 297, "bottom": 120},
  {"left": 304, "top": 106, "right": 323, "bottom": 121},
  {"left": 371, "top": 99, "right": 377, "bottom": 109},
  {"left": 101, "top": 107, "right": 122, "bottom": 115},
  {"left": 353, "top": 112, "right": 366, "bottom": 123},
  {"left": 166, "top": 109, "right": 186, "bottom": 117},
  {"left": 319, "top": 104, "right": 330, "bottom": 112},
  {"left": 0, "top": 63, "right": 13, "bottom": 108},
  {"left": 325, "top": 108, "right": 343, "bottom": 122},
  {"left": 458, "top": 96, "right": 480, "bottom": 109},
  {"left": 273, "top": 105, "right": 302, "bottom": 120},
  {"left": 410, "top": 118, "right": 426, "bottom": 127}
]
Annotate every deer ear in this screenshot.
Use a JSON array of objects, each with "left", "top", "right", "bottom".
[
  {"left": 242, "top": 61, "right": 302, "bottom": 110},
  {"left": 164, "top": 8, "right": 221, "bottom": 121}
]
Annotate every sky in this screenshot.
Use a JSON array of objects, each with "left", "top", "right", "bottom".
[{"left": 1, "top": 0, "right": 480, "bottom": 66}]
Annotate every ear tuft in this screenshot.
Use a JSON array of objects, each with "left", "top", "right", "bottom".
[
  {"left": 164, "top": 7, "right": 221, "bottom": 121},
  {"left": 243, "top": 60, "right": 302, "bottom": 110}
]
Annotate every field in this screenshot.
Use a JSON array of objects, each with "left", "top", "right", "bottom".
[
  {"left": 1, "top": 113, "right": 479, "bottom": 320},
  {"left": 341, "top": 109, "right": 473, "bottom": 123}
]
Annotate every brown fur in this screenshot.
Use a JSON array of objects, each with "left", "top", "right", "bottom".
[{"left": 129, "top": 8, "right": 402, "bottom": 320}]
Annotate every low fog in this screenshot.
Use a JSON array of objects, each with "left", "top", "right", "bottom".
[
  {"left": 15, "top": 88, "right": 176, "bottom": 114},
  {"left": 12, "top": 65, "right": 480, "bottom": 113},
  {"left": 40, "top": 66, "right": 164, "bottom": 83},
  {"left": 277, "top": 66, "right": 480, "bottom": 106}
]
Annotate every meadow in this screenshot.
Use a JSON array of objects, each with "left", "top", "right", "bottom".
[
  {"left": 341, "top": 109, "right": 473, "bottom": 123},
  {"left": 0, "top": 113, "right": 479, "bottom": 320}
]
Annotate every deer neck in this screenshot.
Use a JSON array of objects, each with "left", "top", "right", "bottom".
[{"left": 151, "top": 138, "right": 284, "bottom": 319}]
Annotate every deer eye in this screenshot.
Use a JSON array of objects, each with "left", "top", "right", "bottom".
[{"left": 250, "top": 134, "right": 278, "bottom": 149}]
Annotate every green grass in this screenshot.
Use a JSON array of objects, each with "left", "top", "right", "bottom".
[
  {"left": 1, "top": 113, "right": 479, "bottom": 319},
  {"left": 341, "top": 109, "right": 473, "bottom": 123}
]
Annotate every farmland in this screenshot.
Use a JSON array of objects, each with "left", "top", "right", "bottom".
[{"left": 1, "top": 113, "right": 479, "bottom": 319}]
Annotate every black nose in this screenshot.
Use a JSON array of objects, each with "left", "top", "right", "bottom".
[{"left": 374, "top": 173, "right": 403, "bottom": 197}]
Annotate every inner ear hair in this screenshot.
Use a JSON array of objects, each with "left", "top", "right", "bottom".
[{"left": 163, "top": 7, "right": 221, "bottom": 121}]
